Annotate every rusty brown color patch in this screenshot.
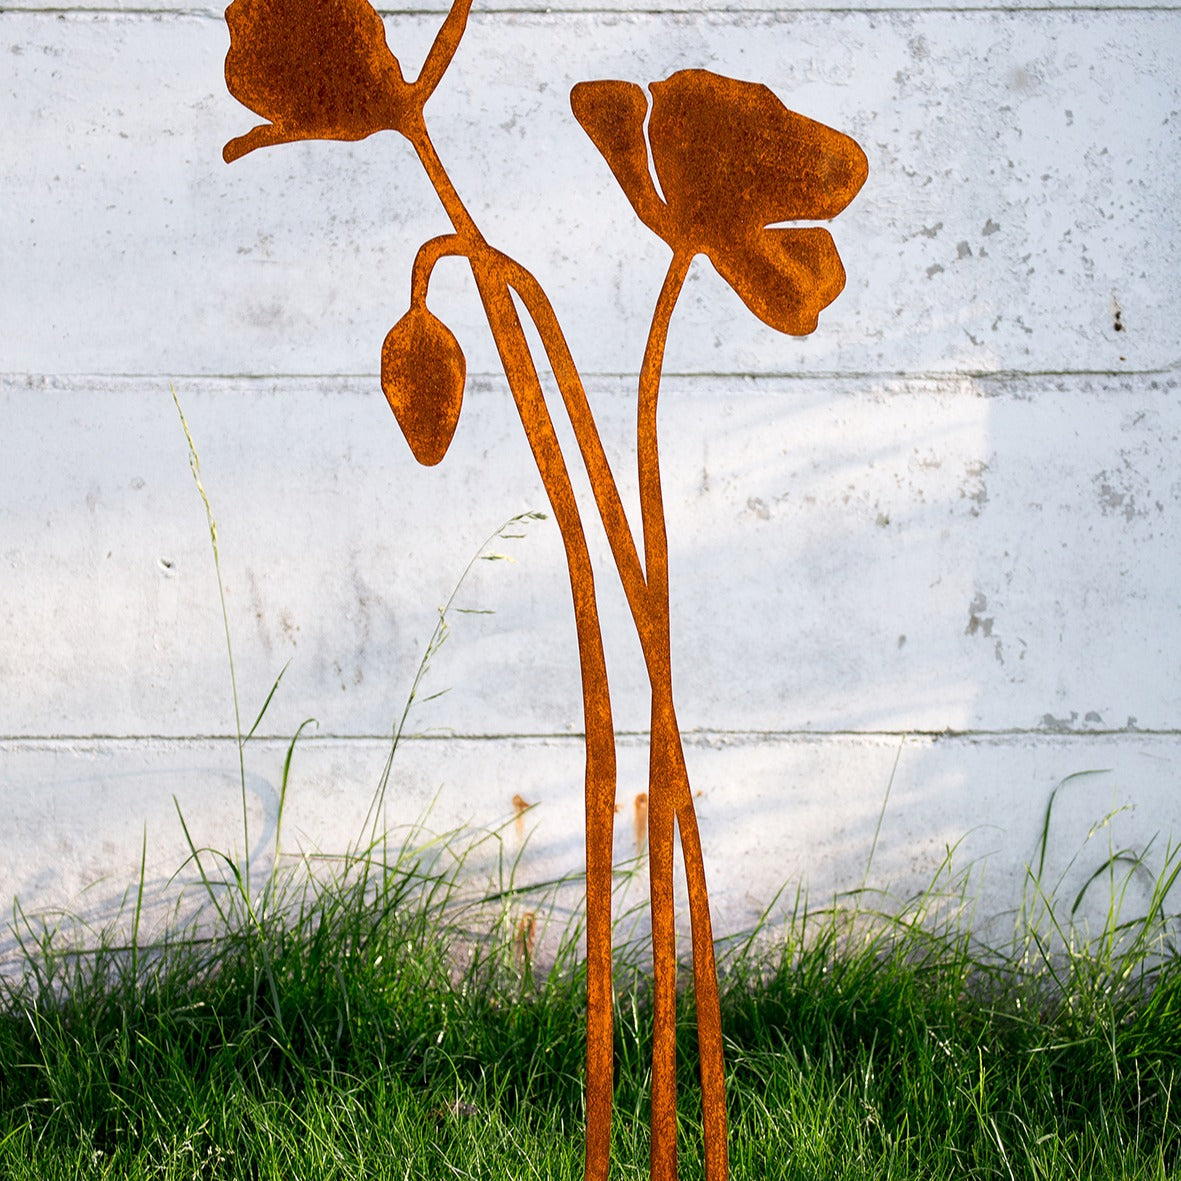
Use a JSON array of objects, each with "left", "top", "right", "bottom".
[
  {"left": 634, "top": 791, "right": 649, "bottom": 856},
  {"left": 514, "top": 909, "right": 537, "bottom": 968},
  {"left": 512, "top": 792, "right": 532, "bottom": 843}
]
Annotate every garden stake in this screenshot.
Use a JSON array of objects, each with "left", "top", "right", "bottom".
[{"left": 220, "top": 1, "right": 868, "bottom": 1175}]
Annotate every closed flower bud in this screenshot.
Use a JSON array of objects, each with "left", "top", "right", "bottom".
[{"left": 381, "top": 305, "right": 466, "bottom": 467}]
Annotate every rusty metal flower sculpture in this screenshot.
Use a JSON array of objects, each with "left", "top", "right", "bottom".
[
  {"left": 220, "top": 6, "right": 866, "bottom": 1178},
  {"left": 572, "top": 69, "right": 868, "bottom": 334},
  {"left": 567, "top": 67, "right": 867, "bottom": 1181}
]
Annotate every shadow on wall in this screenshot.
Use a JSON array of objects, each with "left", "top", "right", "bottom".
[
  {"left": 4, "top": 735, "right": 1176, "bottom": 985},
  {"left": 4, "top": 369, "right": 1179, "bottom": 962}
]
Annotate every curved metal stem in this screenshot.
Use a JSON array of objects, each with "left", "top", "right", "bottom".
[
  {"left": 636, "top": 251, "right": 728, "bottom": 1181},
  {"left": 408, "top": 121, "right": 617, "bottom": 1181},
  {"left": 508, "top": 247, "right": 729, "bottom": 1181},
  {"left": 407, "top": 115, "right": 727, "bottom": 1181}
]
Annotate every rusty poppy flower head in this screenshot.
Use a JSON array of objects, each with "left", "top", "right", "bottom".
[
  {"left": 223, "top": 0, "right": 414, "bottom": 163},
  {"left": 571, "top": 68, "right": 868, "bottom": 335}
]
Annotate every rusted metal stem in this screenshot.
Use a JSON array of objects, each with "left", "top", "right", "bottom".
[
  {"left": 410, "top": 121, "right": 617, "bottom": 1181},
  {"left": 410, "top": 115, "right": 727, "bottom": 1181},
  {"left": 636, "top": 250, "right": 728, "bottom": 1181},
  {"left": 504, "top": 248, "right": 729, "bottom": 1181}
]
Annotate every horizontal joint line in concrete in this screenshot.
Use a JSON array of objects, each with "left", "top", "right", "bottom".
[
  {"left": 6, "top": 367, "right": 1176, "bottom": 384},
  {"left": 2, "top": 728, "right": 1177, "bottom": 744},
  {"left": 7, "top": 3, "right": 1181, "bottom": 12}
]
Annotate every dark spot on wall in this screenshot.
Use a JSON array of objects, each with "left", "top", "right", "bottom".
[
  {"left": 245, "top": 300, "right": 289, "bottom": 330},
  {"left": 960, "top": 460, "right": 990, "bottom": 516},
  {"left": 1093, "top": 471, "right": 1141, "bottom": 522},
  {"left": 965, "top": 591, "right": 994, "bottom": 638},
  {"left": 279, "top": 609, "right": 300, "bottom": 645},
  {"left": 1111, "top": 294, "right": 1126, "bottom": 334},
  {"left": 247, "top": 568, "right": 272, "bottom": 656},
  {"left": 1041, "top": 711, "right": 1079, "bottom": 733}
]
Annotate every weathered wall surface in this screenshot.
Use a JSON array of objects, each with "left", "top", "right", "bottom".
[{"left": 2, "top": 0, "right": 1179, "bottom": 959}]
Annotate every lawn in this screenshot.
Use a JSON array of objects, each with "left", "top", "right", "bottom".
[{"left": 1, "top": 814, "right": 1177, "bottom": 1180}]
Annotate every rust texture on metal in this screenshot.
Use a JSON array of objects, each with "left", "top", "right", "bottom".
[{"left": 220, "top": 0, "right": 867, "bottom": 1174}]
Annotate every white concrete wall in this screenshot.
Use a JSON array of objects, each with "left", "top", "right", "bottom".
[{"left": 2, "top": 0, "right": 1180, "bottom": 962}]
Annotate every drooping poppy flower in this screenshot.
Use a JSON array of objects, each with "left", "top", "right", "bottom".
[
  {"left": 222, "top": 0, "right": 414, "bottom": 163},
  {"left": 571, "top": 69, "right": 868, "bottom": 335}
]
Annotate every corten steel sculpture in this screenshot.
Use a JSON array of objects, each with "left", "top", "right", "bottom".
[{"left": 221, "top": 1, "right": 867, "bottom": 1175}]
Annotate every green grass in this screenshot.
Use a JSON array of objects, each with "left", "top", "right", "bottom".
[{"left": 1, "top": 814, "right": 1178, "bottom": 1180}]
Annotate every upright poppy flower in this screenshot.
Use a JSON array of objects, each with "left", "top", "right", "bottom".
[
  {"left": 222, "top": 0, "right": 414, "bottom": 163},
  {"left": 571, "top": 68, "right": 868, "bottom": 335}
]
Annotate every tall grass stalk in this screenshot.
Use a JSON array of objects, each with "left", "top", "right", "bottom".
[
  {"left": 169, "top": 384, "right": 258, "bottom": 899},
  {"left": 358, "top": 509, "right": 547, "bottom": 855}
]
